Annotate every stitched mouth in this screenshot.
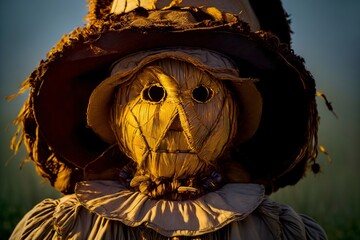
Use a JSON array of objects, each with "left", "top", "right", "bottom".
[{"left": 156, "top": 130, "right": 194, "bottom": 153}]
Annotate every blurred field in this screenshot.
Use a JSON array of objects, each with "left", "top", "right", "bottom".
[{"left": 1, "top": 0, "right": 359, "bottom": 239}]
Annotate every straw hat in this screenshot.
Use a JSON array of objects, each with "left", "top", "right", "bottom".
[{"left": 13, "top": 0, "right": 318, "bottom": 194}]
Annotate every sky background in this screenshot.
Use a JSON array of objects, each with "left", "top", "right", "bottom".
[{"left": 1, "top": 0, "right": 359, "bottom": 238}]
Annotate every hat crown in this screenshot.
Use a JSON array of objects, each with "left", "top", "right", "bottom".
[
  {"left": 110, "top": 0, "right": 260, "bottom": 30},
  {"left": 88, "top": 0, "right": 292, "bottom": 44}
]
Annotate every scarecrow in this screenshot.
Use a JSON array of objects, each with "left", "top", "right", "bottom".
[{"left": 10, "top": 0, "right": 327, "bottom": 239}]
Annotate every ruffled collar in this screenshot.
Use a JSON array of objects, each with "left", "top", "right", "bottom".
[{"left": 75, "top": 180, "right": 265, "bottom": 237}]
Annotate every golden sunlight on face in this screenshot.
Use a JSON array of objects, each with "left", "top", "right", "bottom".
[{"left": 112, "top": 59, "right": 237, "bottom": 178}]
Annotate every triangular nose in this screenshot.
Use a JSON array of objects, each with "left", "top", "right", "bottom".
[{"left": 169, "top": 114, "right": 183, "bottom": 131}]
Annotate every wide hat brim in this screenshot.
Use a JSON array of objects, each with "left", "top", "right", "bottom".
[{"left": 25, "top": 8, "right": 317, "bottom": 187}]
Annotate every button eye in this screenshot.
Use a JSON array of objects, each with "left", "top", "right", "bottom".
[
  {"left": 142, "top": 84, "right": 166, "bottom": 103},
  {"left": 192, "top": 85, "right": 213, "bottom": 103}
]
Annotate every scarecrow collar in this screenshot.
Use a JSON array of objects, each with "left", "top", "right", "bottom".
[{"left": 75, "top": 180, "right": 265, "bottom": 237}]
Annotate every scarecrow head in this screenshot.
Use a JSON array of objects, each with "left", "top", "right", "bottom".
[
  {"left": 86, "top": 49, "right": 262, "bottom": 198},
  {"left": 13, "top": 0, "right": 319, "bottom": 197}
]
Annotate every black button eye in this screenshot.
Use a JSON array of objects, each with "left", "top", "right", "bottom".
[
  {"left": 142, "top": 84, "right": 166, "bottom": 103},
  {"left": 192, "top": 85, "right": 213, "bottom": 103}
]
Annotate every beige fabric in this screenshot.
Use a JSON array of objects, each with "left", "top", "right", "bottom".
[
  {"left": 111, "top": 0, "right": 261, "bottom": 31},
  {"left": 10, "top": 181, "right": 327, "bottom": 239},
  {"left": 75, "top": 181, "right": 264, "bottom": 235}
]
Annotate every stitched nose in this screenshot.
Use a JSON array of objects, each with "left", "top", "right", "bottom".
[{"left": 169, "top": 115, "right": 183, "bottom": 131}]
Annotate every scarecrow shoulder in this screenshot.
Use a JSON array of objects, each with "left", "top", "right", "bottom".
[
  {"left": 276, "top": 202, "right": 328, "bottom": 240},
  {"left": 9, "top": 198, "right": 59, "bottom": 240},
  {"left": 10, "top": 193, "right": 141, "bottom": 239},
  {"left": 255, "top": 199, "right": 328, "bottom": 239},
  {"left": 300, "top": 214, "right": 328, "bottom": 240}
]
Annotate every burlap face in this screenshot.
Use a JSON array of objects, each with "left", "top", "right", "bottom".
[{"left": 112, "top": 59, "right": 237, "bottom": 178}]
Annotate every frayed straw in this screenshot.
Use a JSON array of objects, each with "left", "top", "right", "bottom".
[{"left": 317, "top": 91, "right": 337, "bottom": 118}]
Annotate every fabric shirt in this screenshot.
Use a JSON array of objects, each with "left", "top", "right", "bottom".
[{"left": 10, "top": 181, "right": 327, "bottom": 240}]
